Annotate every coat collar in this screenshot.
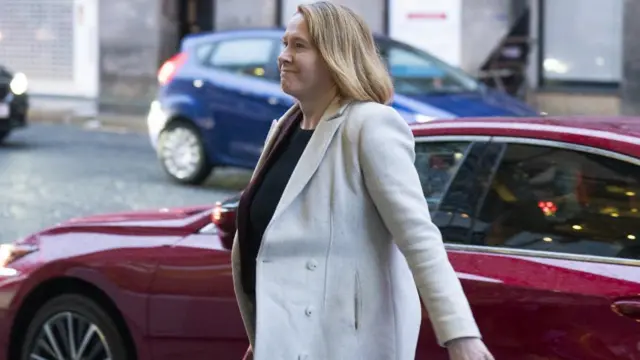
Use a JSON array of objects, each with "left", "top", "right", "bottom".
[
  {"left": 268, "top": 98, "right": 352, "bottom": 222},
  {"left": 265, "top": 98, "right": 350, "bottom": 150}
]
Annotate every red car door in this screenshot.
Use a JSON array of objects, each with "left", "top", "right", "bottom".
[
  {"left": 424, "top": 139, "right": 640, "bottom": 359},
  {"left": 409, "top": 137, "right": 498, "bottom": 358},
  {"left": 146, "top": 230, "right": 247, "bottom": 360}
]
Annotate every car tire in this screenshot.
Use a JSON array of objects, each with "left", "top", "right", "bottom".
[
  {"left": 0, "top": 130, "right": 10, "bottom": 144},
  {"left": 20, "top": 294, "right": 130, "bottom": 360},
  {"left": 158, "top": 120, "right": 212, "bottom": 185}
]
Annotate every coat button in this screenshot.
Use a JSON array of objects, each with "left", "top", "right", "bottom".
[
  {"left": 304, "top": 306, "right": 314, "bottom": 317},
  {"left": 306, "top": 260, "right": 317, "bottom": 271}
]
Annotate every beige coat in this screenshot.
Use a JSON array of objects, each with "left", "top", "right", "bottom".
[{"left": 231, "top": 100, "right": 481, "bottom": 360}]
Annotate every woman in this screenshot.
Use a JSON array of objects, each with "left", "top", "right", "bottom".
[{"left": 231, "top": 2, "right": 494, "bottom": 359}]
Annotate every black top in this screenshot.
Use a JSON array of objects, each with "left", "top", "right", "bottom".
[{"left": 243, "top": 124, "right": 314, "bottom": 295}]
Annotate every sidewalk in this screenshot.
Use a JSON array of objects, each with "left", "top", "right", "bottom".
[{"left": 27, "top": 96, "right": 148, "bottom": 134}]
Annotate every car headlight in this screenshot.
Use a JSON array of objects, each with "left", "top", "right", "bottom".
[
  {"left": 147, "top": 100, "right": 168, "bottom": 133},
  {"left": 414, "top": 114, "right": 436, "bottom": 123},
  {"left": 9, "top": 72, "right": 28, "bottom": 95},
  {"left": 0, "top": 244, "right": 37, "bottom": 276}
]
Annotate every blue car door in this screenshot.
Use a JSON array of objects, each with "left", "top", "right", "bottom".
[{"left": 201, "top": 36, "right": 292, "bottom": 169}]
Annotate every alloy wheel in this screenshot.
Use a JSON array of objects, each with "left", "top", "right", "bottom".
[
  {"left": 160, "top": 126, "right": 202, "bottom": 180},
  {"left": 28, "top": 311, "right": 112, "bottom": 360}
]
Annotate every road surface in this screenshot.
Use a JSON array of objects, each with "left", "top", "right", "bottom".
[{"left": 0, "top": 123, "right": 245, "bottom": 242}]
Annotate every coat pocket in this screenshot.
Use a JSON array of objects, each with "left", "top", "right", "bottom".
[{"left": 354, "top": 271, "right": 362, "bottom": 331}]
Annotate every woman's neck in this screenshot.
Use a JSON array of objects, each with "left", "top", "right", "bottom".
[{"left": 298, "top": 90, "right": 339, "bottom": 130}]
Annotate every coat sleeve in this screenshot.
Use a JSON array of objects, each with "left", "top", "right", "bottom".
[
  {"left": 357, "top": 104, "right": 481, "bottom": 346},
  {"left": 231, "top": 234, "right": 257, "bottom": 348}
]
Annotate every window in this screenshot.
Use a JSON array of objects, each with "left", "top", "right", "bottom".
[
  {"left": 207, "top": 38, "right": 276, "bottom": 80},
  {"left": 477, "top": 143, "right": 640, "bottom": 260},
  {"left": 377, "top": 41, "right": 480, "bottom": 96},
  {"left": 414, "top": 141, "right": 470, "bottom": 211},
  {"left": 195, "top": 44, "right": 214, "bottom": 63},
  {"left": 424, "top": 141, "right": 501, "bottom": 245},
  {"left": 542, "top": 0, "right": 623, "bottom": 83}
]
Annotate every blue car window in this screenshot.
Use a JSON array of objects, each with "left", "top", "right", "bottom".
[
  {"left": 207, "top": 38, "right": 276, "bottom": 80},
  {"left": 379, "top": 41, "right": 480, "bottom": 95},
  {"left": 195, "top": 44, "right": 214, "bottom": 62},
  {"left": 388, "top": 48, "right": 446, "bottom": 77}
]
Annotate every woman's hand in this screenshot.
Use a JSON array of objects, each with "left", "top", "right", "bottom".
[
  {"left": 446, "top": 337, "right": 494, "bottom": 360},
  {"left": 242, "top": 346, "right": 253, "bottom": 360}
]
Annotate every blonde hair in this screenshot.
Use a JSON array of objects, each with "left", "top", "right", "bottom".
[{"left": 297, "top": 1, "right": 394, "bottom": 104}]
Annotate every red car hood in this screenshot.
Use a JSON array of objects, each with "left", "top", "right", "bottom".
[{"left": 46, "top": 205, "right": 214, "bottom": 236}]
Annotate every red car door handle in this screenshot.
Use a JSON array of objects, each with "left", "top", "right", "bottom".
[{"left": 612, "top": 300, "right": 640, "bottom": 320}]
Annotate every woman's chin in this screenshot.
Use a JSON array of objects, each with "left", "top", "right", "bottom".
[{"left": 281, "top": 83, "right": 300, "bottom": 98}]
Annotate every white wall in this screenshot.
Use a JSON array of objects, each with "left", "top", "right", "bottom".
[
  {"left": 388, "top": 0, "right": 462, "bottom": 66},
  {"left": 280, "top": 0, "right": 385, "bottom": 33},
  {"left": 74, "top": 0, "right": 99, "bottom": 98}
]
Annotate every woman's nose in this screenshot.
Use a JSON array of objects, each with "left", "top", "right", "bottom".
[{"left": 278, "top": 49, "right": 292, "bottom": 67}]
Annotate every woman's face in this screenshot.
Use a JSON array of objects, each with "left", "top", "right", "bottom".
[{"left": 278, "top": 14, "right": 334, "bottom": 100}]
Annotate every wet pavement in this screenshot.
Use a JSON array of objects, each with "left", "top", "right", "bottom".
[{"left": 0, "top": 123, "right": 245, "bottom": 242}]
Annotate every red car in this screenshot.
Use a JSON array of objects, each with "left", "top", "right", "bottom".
[{"left": 1, "top": 116, "right": 640, "bottom": 360}]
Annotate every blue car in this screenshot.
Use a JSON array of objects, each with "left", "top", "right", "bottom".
[{"left": 147, "top": 28, "right": 538, "bottom": 184}]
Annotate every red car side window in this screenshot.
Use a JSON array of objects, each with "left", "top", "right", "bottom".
[
  {"left": 414, "top": 141, "right": 470, "bottom": 211},
  {"left": 478, "top": 143, "right": 640, "bottom": 260}
]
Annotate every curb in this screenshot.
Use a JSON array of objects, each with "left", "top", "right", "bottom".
[{"left": 27, "top": 108, "right": 148, "bottom": 134}]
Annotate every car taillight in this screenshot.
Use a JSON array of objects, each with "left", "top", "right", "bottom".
[
  {"left": 211, "top": 202, "right": 237, "bottom": 233},
  {"left": 157, "top": 52, "right": 188, "bottom": 85},
  {"left": 212, "top": 202, "right": 223, "bottom": 223}
]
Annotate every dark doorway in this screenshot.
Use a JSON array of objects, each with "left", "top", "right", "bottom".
[{"left": 178, "top": 0, "right": 214, "bottom": 40}]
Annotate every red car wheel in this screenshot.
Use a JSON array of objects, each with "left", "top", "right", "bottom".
[{"left": 20, "top": 294, "right": 130, "bottom": 360}]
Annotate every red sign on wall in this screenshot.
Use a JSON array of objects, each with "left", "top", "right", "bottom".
[{"left": 407, "top": 12, "right": 447, "bottom": 20}]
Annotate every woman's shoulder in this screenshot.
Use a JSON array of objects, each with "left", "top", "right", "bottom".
[
  {"left": 345, "top": 101, "right": 406, "bottom": 130},
  {"left": 348, "top": 101, "right": 397, "bottom": 117},
  {"left": 341, "top": 101, "right": 409, "bottom": 146}
]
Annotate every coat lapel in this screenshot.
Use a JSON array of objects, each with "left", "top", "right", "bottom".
[{"left": 270, "top": 99, "right": 352, "bottom": 222}]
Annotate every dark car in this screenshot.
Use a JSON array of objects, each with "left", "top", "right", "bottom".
[
  {"left": 0, "top": 116, "right": 638, "bottom": 360},
  {"left": 0, "top": 65, "right": 28, "bottom": 143},
  {"left": 146, "top": 28, "right": 539, "bottom": 185}
]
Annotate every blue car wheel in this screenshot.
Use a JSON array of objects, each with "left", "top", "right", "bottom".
[{"left": 157, "top": 120, "right": 212, "bottom": 185}]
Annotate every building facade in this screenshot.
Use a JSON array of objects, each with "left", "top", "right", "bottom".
[
  {"left": 0, "top": 0, "right": 636, "bottom": 116},
  {"left": 0, "top": 0, "right": 99, "bottom": 98},
  {"left": 528, "top": 0, "right": 632, "bottom": 115}
]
